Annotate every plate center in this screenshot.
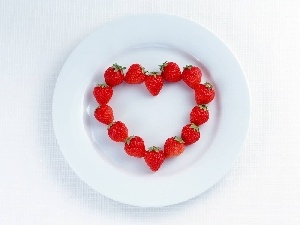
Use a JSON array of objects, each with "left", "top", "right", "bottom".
[{"left": 110, "top": 81, "right": 194, "bottom": 147}]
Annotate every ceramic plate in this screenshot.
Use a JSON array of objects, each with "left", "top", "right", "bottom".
[{"left": 52, "top": 14, "right": 250, "bottom": 207}]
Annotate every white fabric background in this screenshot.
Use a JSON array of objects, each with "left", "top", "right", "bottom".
[{"left": 1, "top": 0, "right": 300, "bottom": 224}]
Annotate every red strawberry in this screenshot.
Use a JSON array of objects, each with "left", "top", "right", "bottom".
[
  {"left": 182, "top": 65, "right": 202, "bottom": 89},
  {"left": 94, "top": 105, "right": 114, "bottom": 125},
  {"left": 194, "top": 82, "right": 215, "bottom": 104},
  {"left": 144, "top": 72, "right": 164, "bottom": 96},
  {"left": 124, "top": 136, "right": 146, "bottom": 158},
  {"left": 93, "top": 84, "right": 113, "bottom": 105},
  {"left": 190, "top": 104, "right": 209, "bottom": 126},
  {"left": 181, "top": 123, "right": 200, "bottom": 145},
  {"left": 107, "top": 121, "right": 128, "bottom": 142},
  {"left": 104, "top": 63, "right": 126, "bottom": 87},
  {"left": 164, "top": 136, "right": 185, "bottom": 158},
  {"left": 144, "top": 146, "right": 165, "bottom": 172},
  {"left": 159, "top": 61, "right": 181, "bottom": 82},
  {"left": 124, "top": 64, "right": 146, "bottom": 84}
]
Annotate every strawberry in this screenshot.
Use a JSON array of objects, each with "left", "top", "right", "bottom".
[
  {"left": 94, "top": 105, "right": 114, "bottom": 125},
  {"left": 144, "top": 146, "right": 165, "bottom": 172},
  {"left": 181, "top": 123, "right": 200, "bottom": 145},
  {"left": 124, "top": 64, "right": 146, "bottom": 84},
  {"left": 107, "top": 121, "right": 128, "bottom": 142},
  {"left": 124, "top": 136, "right": 146, "bottom": 158},
  {"left": 93, "top": 84, "right": 113, "bottom": 105},
  {"left": 190, "top": 104, "right": 209, "bottom": 126},
  {"left": 194, "top": 82, "right": 215, "bottom": 104},
  {"left": 144, "top": 72, "right": 164, "bottom": 96},
  {"left": 159, "top": 61, "right": 181, "bottom": 82},
  {"left": 182, "top": 65, "right": 202, "bottom": 89},
  {"left": 164, "top": 136, "right": 185, "bottom": 158},
  {"left": 104, "top": 63, "right": 126, "bottom": 87}
]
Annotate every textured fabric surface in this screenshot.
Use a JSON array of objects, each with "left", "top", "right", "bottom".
[{"left": 1, "top": 0, "right": 300, "bottom": 224}]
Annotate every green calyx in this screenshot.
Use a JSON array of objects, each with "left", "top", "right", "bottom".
[
  {"left": 174, "top": 136, "right": 185, "bottom": 144},
  {"left": 198, "top": 104, "right": 208, "bottom": 111},
  {"left": 107, "top": 122, "right": 115, "bottom": 129},
  {"left": 147, "top": 72, "right": 161, "bottom": 78},
  {"left": 141, "top": 66, "right": 148, "bottom": 74},
  {"left": 183, "top": 65, "right": 193, "bottom": 70},
  {"left": 158, "top": 61, "right": 168, "bottom": 72},
  {"left": 189, "top": 123, "right": 199, "bottom": 132},
  {"left": 112, "top": 63, "right": 126, "bottom": 72},
  {"left": 148, "top": 146, "right": 161, "bottom": 152},
  {"left": 125, "top": 136, "right": 135, "bottom": 144},
  {"left": 204, "top": 82, "right": 213, "bottom": 89},
  {"left": 98, "top": 83, "right": 109, "bottom": 88}
]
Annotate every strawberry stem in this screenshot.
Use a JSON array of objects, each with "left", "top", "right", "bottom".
[
  {"left": 183, "top": 65, "right": 192, "bottom": 70},
  {"left": 112, "top": 63, "right": 126, "bottom": 72},
  {"left": 204, "top": 82, "right": 213, "bottom": 89},
  {"left": 141, "top": 66, "right": 148, "bottom": 74},
  {"left": 190, "top": 123, "right": 200, "bottom": 132},
  {"left": 198, "top": 104, "right": 208, "bottom": 111},
  {"left": 148, "top": 72, "right": 160, "bottom": 78},
  {"left": 107, "top": 122, "right": 115, "bottom": 129},
  {"left": 174, "top": 136, "right": 184, "bottom": 143},
  {"left": 158, "top": 61, "right": 168, "bottom": 72},
  {"left": 148, "top": 146, "right": 160, "bottom": 152},
  {"left": 98, "top": 83, "right": 109, "bottom": 87},
  {"left": 125, "top": 136, "right": 134, "bottom": 145}
]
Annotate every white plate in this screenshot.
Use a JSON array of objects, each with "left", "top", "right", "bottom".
[{"left": 52, "top": 14, "right": 250, "bottom": 207}]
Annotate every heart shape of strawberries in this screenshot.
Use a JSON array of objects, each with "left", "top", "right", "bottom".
[{"left": 93, "top": 62, "right": 215, "bottom": 172}]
